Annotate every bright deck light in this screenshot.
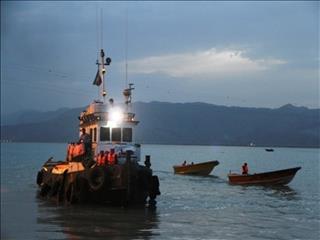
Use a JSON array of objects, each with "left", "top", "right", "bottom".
[{"left": 109, "top": 108, "right": 123, "bottom": 124}]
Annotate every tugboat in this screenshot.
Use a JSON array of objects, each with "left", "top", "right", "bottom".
[{"left": 36, "top": 49, "right": 160, "bottom": 207}]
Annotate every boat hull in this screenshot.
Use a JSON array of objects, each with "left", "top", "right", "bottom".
[
  {"left": 228, "top": 167, "right": 301, "bottom": 185},
  {"left": 37, "top": 160, "right": 160, "bottom": 206},
  {"left": 173, "top": 160, "right": 219, "bottom": 175},
  {"left": 265, "top": 148, "right": 274, "bottom": 152}
]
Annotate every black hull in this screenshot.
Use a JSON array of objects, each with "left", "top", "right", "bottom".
[{"left": 37, "top": 161, "right": 160, "bottom": 207}]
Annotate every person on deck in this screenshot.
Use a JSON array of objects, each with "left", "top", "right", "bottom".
[
  {"left": 242, "top": 162, "right": 249, "bottom": 175},
  {"left": 182, "top": 160, "right": 187, "bottom": 166},
  {"left": 107, "top": 148, "right": 118, "bottom": 165},
  {"left": 66, "top": 142, "right": 75, "bottom": 161},
  {"left": 96, "top": 151, "right": 105, "bottom": 166},
  {"left": 103, "top": 151, "right": 109, "bottom": 165},
  {"left": 80, "top": 128, "right": 92, "bottom": 158},
  {"left": 73, "top": 142, "right": 85, "bottom": 160}
]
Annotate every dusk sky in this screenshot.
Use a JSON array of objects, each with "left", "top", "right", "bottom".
[{"left": 1, "top": 1, "right": 319, "bottom": 116}]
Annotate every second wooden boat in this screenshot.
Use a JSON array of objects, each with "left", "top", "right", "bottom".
[
  {"left": 228, "top": 167, "right": 301, "bottom": 185},
  {"left": 173, "top": 160, "right": 219, "bottom": 175}
]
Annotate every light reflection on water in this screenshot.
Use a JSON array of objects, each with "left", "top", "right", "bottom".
[
  {"left": 36, "top": 202, "right": 160, "bottom": 240},
  {"left": 1, "top": 143, "right": 319, "bottom": 239}
]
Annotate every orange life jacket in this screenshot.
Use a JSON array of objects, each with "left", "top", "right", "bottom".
[
  {"left": 66, "top": 144, "right": 73, "bottom": 161},
  {"left": 73, "top": 145, "right": 80, "bottom": 157},
  {"left": 74, "top": 143, "right": 85, "bottom": 157},
  {"left": 78, "top": 143, "right": 85, "bottom": 156},
  {"left": 97, "top": 154, "right": 106, "bottom": 166},
  {"left": 102, "top": 153, "right": 108, "bottom": 165},
  {"left": 107, "top": 152, "right": 117, "bottom": 165},
  {"left": 242, "top": 165, "right": 248, "bottom": 174}
]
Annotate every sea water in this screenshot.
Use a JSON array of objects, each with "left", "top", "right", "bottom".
[{"left": 1, "top": 143, "right": 319, "bottom": 239}]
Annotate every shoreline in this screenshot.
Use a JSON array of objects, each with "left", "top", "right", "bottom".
[{"left": 1, "top": 140, "right": 319, "bottom": 149}]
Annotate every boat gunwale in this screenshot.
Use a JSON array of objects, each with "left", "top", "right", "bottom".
[
  {"left": 228, "top": 167, "right": 301, "bottom": 178},
  {"left": 173, "top": 160, "right": 219, "bottom": 170}
]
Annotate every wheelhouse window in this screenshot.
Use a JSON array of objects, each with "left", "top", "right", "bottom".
[
  {"left": 111, "top": 128, "right": 121, "bottom": 142},
  {"left": 100, "top": 127, "right": 110, "bottom": 141},
  {"left": 122, "top": 128, "right": 132, "bottom": 142}
]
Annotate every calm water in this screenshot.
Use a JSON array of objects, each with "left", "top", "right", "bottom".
[{"left": 1, "top": 143, "right": 319, "bottom": 240}]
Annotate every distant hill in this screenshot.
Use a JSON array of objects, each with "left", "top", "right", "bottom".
[
  {"left": 1, "top": 108, "right": 72, "bottom": 126},
  {"left": 1, "top": 107, "right": 84, "bottom": 142},
  {"left": 1, "top": 102, "right": 319, "bottom": 147}
]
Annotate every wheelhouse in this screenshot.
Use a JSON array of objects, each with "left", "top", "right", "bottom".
[{"left": 79, "top": 100, "right": 140, "bottom": 160}]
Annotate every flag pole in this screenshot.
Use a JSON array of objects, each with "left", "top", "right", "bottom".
[{"left": 101, "top": 49, "right": 107, "bottom": 102}]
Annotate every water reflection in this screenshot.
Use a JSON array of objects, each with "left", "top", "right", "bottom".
[{"left": 37, "top": 201, "right": 160, "bottom": 240}]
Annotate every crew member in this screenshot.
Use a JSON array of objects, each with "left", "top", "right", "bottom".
[
  {"left": 107, "top": 148, "right": 117, "bottom": 165},
  {"left": 242, "top": 162, "right": 249, "bottom": 175},
  {"left": 96, "top": 151, "right": 105, "bottom": 166},
  {"left": 66, "top": 142, "right": 75, "bottom": 161},
  {"left": 72, "top": 141, "right": 85, "bottom": 161},
  {"left": 103, "top": 150, "right": 109, "bottom": 165},
  {"left": 80, "top": 128, "right": 92, "bottom": 158}
]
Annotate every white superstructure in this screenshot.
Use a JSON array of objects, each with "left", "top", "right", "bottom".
[{"left": 79, "top": 49, "right": 140, "bottom": 163}]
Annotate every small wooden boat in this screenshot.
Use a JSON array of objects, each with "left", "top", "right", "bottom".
[
  {"left": 228, "top": 167, "right": 301, "bottom": 185},
  {"left": 173, "top": 160, "right": 219, "bottom": 175},
  {"left": 265, "top": 148, "right": 274, "bottom": 152}
]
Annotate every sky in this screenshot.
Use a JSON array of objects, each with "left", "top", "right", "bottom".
[{"left": 1, "top": 1, "right": 319, "bottom": 116}]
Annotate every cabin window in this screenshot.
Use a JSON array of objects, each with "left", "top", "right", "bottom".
[
  {"left": 122, "top": 128, "right": 132, "bottom": 142},
  {"left": 100, "top": 127, "right": 110, "bottom": 141},
  {"left": 112, "top": 128, "right": 121, "bottom": 142},
  {"left": 94, "top": 127, "right": 97, "bottom": 142}
]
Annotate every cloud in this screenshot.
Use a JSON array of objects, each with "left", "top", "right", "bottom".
[{"left": 127, "top": 48, "right": 286, "bottom": 78}]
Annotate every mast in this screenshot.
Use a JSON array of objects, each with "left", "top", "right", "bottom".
[{"left": 96, "top": 49, "right": 111, "bottom": 102}]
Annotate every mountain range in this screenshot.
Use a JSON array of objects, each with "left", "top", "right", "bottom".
[{"left": 1, "top": 102, "right": 319, "bottom": 147}]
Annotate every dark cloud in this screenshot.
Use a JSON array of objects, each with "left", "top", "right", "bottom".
[{"left": 1, "top": 1, "right": 319, "bottom": 115}]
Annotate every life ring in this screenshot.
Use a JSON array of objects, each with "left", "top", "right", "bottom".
[{"left": 88, "top": 167, "right": 106, "bottom": 191}]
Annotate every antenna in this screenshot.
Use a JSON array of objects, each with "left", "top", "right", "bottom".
[
  {"left": 101, "top": 49, "right": 106, "bottom": 102},
  {"left": 125, "top": 6, "right": 128, "bottom": 88},
  {"left": 100, "top": 8, "right": 104, "bottom": 50},
  {"left": 94, "top": 8, "right": 112, "bottom": 102}
]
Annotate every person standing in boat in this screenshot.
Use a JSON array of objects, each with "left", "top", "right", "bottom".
[
  {"left": 80, "top": 128, "right": 92, "bottom": 158},
  {"left": 242, "top": 162, "right": 249, "bottom": 175}
]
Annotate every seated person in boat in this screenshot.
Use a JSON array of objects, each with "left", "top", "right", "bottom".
[
  {"left": 182, "top": 160, "right": 187, "bottom": 166},
  {"left": 242, "top": 162, "right": 249, "bottom": 175}
]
